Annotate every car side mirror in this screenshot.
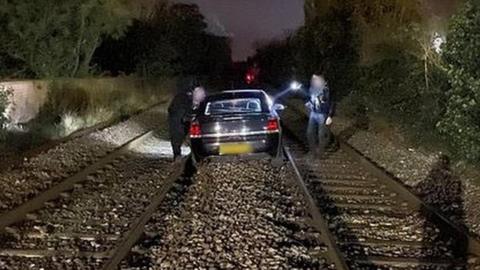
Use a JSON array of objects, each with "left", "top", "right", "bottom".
[{"left": 273, "top": 104, "right": 286, "bottom": 111}]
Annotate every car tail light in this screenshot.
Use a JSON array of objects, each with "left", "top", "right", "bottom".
[
  {"left": 190, "top": 122, "right": 201, "bottom": 138},
  {"left": 267, "top": 118, "right": 280, "bottom": 133}
]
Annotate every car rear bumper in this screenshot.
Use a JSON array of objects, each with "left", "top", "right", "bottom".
[{"left": 191, "top": 133, "right": 280, "bottom": 158}]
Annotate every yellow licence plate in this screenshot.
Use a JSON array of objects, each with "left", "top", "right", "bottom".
[{"left": 219, "top": 143, "right": 253, "bottom": 155}]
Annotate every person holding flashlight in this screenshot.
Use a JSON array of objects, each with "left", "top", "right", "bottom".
[{"left": 305, "top": 74, "right": 334, "bottom": 156}]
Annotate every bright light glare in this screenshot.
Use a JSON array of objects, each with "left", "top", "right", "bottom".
[
  {"left": 432, "top": 33, "right": 445, "bottom": 54},
  {"left": 290, "top": 81, "right": 302, "bottom": 91}
]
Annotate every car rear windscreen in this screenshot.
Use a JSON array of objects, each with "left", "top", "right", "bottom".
[{"left": 205, "top": 98, "right": 263, "bottom": 115}]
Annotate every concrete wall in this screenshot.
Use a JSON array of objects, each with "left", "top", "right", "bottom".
[{"left": 1, "top": 80, "right": 49, "bottom": 124}]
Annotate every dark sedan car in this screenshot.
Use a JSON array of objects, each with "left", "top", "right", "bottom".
[{"left": 189, "top": 90, "right": 284, "bottom": 161}]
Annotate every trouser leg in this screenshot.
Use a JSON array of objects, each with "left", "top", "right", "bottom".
[
  {"left": 171, "top": 139, "right": 183, "bottom": 158},
  {"left": 307, "top": 115, "right": 319, "bottom": 152},
  {"left": 317, "top": 122, "right": 329, "bottom": 155},
  {"left": 169, "top": 117, "right": 186, "bottom": 159},
  {"left": 307, "top": 113, "right": 326, "bottom": 156}
]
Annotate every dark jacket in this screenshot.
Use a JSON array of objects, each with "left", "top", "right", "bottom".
[
  {"left": 305, "top": 86, "right": 335, "bottom": 117},
  {"left": 168, "top": 92, "right": 193, "bottom": 122}
]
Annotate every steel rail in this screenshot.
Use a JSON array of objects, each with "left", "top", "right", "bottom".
[
  {"left": 284, "top": 147, "right": 349, "bottom": 270},
  {"left": 101, "top": 157, "right": 187, "bottom": 270}
]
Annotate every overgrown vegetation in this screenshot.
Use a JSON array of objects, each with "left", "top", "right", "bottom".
[
  {"left": 253, "top": 38, "right": 297, "bottom": 87},
  {"left": 438, "top": 1, "right": 480, "bottom": 161},
  {"left": 32, "top": 78, "right": 175, "bottom": 139},
  {"left": 254, "top": 0, "right": 480, "bottom": 163},
  {"left": 0, "top": 77, "right": 176, "bottom": 153},
  {"left": 351, "top": 22, "right": 449, "bottom": 144}
]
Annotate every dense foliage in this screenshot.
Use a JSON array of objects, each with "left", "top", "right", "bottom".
[
  {"left": 0, "top": 0, "right": 133, "bottom": 78},
  {"left": 93, "top": 2, "right": 232, "bottom": 78},
  {"left": 438, "top": 1, "right": 480, "bottom": 161},
  {"left": 353, "top": 22, "right": 449, "bottom": 137}
]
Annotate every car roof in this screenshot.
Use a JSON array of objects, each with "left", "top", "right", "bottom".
[{"left": 206, "top": 90, "right": 268, "bottom": 99}]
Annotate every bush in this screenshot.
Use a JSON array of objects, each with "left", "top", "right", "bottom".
[
  {"left": 357, "top": 51, "right": 447, "bottom": 130},
  {"left": 437, "top": 69, "right": 480, "bottom": 161},
  {"left": 438, "top": 0, "right": 480, "bottom": 162},
  {"left": 330, "top": 20, "right": 457, "bottom": 156}
]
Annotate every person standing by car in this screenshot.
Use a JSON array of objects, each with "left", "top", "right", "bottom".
[
  {"left": 305, "top": 74, "right": 334, "bottom": 156},
  {"left": 168, "top": 85, "right": 206, "bottom": 162}
]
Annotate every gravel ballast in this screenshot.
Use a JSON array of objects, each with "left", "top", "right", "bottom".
[{"left": 122, "top": 160, "right": 334, "bottom": 270}]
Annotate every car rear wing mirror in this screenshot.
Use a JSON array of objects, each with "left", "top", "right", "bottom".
[{"left": 272, "top": 104, "right": 286, "bottom": 111}]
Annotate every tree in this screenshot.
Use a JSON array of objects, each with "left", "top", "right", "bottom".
[
  {"left": 198, "top": 34, "right": 232, "bottom": 78},
  {"left": 253, "top": 38, "right": 297, "bottom": 87},
  {"left": 352, "top": 0, "right": 424, "bottom": 63},
  {"left": 0, "top": 0, "right": 132, "bottom": 79},
  {"left": 93, "top": 2, "right": 232, "bottom": 78},
  {"left": 297, "top": 2, "right": 359, "bottom": 98}
]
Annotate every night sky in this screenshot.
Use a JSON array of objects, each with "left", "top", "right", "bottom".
[{"left": 177, "top": 0, "right": 305, "bottom": 61}]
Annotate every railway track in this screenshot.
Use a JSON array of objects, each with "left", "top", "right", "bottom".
[
  {"left": 0, "top": 132, "right": 188, "bottom": 270},
  {"left": 1, "top": 103, "right": 479, "bottom": 269},
  {"left": 284, "top": 132, "right": 480, "bottom": 269},
  {"left": 119, "top": 159, "right": 337, "bottom": 269}
]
